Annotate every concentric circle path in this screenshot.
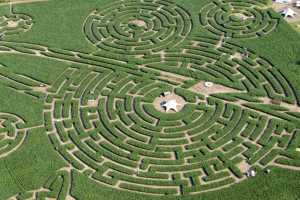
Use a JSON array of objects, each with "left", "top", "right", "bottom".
[
  {"left": 43, "top": 65, "right": 299, "bottom": 195},
  {"left": 84, "top": 0, "right": 192, "bottom": 55},
  {"left": 0, "top": 113, "right": 26, "bottom": 158},
  {"left": 199, "top": 0, "right": 280, "bottom": 38}
]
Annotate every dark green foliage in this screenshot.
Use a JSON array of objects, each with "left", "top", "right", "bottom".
[{"left": 0, "top": 0, "right": 299, "bottom": 199}]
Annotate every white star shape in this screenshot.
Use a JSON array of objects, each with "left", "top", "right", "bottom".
[{"left": 161, "top": 100, "right": 181, "bottom": 112}]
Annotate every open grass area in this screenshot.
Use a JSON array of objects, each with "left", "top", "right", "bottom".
[{"left": 0, "top": 0, "right": 299, "bottom": 199}]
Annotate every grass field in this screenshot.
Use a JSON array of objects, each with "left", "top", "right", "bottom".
[{"left": 0, "top": 0, "right": 300, "bottom": 199}]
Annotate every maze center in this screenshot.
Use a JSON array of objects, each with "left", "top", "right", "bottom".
[
  {"left": 153, "top": 93, "right": 186, "bottom": 113},
  {"left": 43, "top": 61, "right": 299, "bottom": 195},
  {"left": 128, "top": 19, "right": 147, "bottom": 29}
]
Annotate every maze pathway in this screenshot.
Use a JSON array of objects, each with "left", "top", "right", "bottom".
[
  {"left": 0, "top": 38, "right": 299, "bottom": 195},
  {"left": 42, "top": 65, "right": 300, "bottom": 195},
  {"left": 142, "top": 35, "right": 298, "bottom": 106},
  {"left": 84, "top": 0, "right": 192, "bottom": 55},
  {"left": 7, "top": 169, "right": 73, "bottom": 200},
  {"left": 0, "top": 13, "right": 32, "bottom": 37},
  {"left": 0, "top": 113, "right": 27, "bottom": 159},
  {"left": 199, "top": 0, "right": 280, "bottom": 38},
  {"left": 0, "top": 0, "right": 299, "bottom": 197}
]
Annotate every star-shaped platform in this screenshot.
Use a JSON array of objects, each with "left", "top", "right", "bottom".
[{"left": 161, "top": 100, "right": 181, "bottom": 112}]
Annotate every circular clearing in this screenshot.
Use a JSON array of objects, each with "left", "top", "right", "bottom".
[
  {"left": 129, "top": 19, "right": 147, "bottom": 28},
  {"left": 153, "top": 93, "right": 186, "bottom": 113},
  {"left": 7, "top": 20, "right": 18, "bottom": 28},
  {"left": 232, "top": 13, "right": 251, "bottom": 20}
]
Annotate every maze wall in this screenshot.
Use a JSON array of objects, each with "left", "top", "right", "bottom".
[
  {"left": 0, "top": 113, "right": 27, "bottom": 159},
  {"left": 0, "top": 13, "right": 32, "bottom": 37},
  {"left": 0, "top": 0, "right": 299, "bottom": 198},
  {"left": 142, "top": 35, "right": 298, "bottom": 105},
  {"left": 42, "top": 65, "right": 300, "bottom": 195},
  {"left": 8, "top": 170, "right": 73, "bottom": 200},
  {"left": 84, "top": 0, "right": 192, "bottom": 55},
  {"left": 199, "top": 0, "right": 280, "bottom": 38}
]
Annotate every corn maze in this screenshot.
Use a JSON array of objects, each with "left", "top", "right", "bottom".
[
  {"left": 0, "top": 0, "right": 300, "bottom": 199},
  {"left": 199, "top": 0, "right": 280, "bottom": 38},
  {"left": 84, "top": 0, "right": 192, "bottom": 54},
  {"left": 9, "top": 169, "right": 74, "bottom": 200},
  {"left": 0, "top": 113, "right": 27, "bottom": 158},
  {"left": 0, "top": 13, "right": 32, "bottom": 37},
  {"left": 42, "top": 65, "right": 300, "bottom": 195}
]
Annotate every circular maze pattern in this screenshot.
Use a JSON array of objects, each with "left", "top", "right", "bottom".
[
  {"left": 199, "top": 0, "right": 280, "bottom": 38},
  {"left": 0, "top": 0, "right": 299, "bottom": 198},
  {"left": 0, "top": 113, "right": 26, "bottom": 158},
  {"left": 44, "top": 63, "right": 299, "bottom": 195},
  {"left": 0, "top": 13, "right": 33, "bottom": 36},
  {"left": 84, "top": 0, "right": 192, "bottom": 54}
]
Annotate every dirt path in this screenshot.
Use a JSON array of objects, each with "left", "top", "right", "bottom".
[
  {"left": 231, "top": 52, "right": 243, "bottom": 60},
  {"left": 259, "top": 97, "right": 300, "bottom": 112},
  {"left": 129, "top": 19, "right": 146, "bottom": 28},
  {"left": 190, "top": 81, "right": 240, "bottom": 95},
  {"left": 237, "top": 160, "right": 251, "bottom": 174},
  {"left": 7, "top": 20, "right": 18, "bottom": 28},
  {"left": 215, "top": 34, "right": 224, "bottom": 48},
  {"left": 271, "top": 162, "right": 300, "bottom": 171}
]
